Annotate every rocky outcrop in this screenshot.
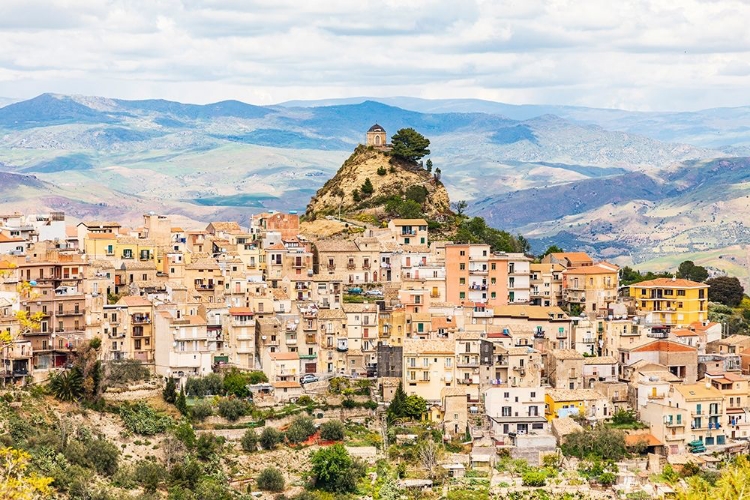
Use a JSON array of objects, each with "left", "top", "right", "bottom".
[{"left": 305, "top": 145, "right": 451, "bottom": 220}]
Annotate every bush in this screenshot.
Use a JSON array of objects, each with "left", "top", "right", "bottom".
[
  {"left": 377, "top": 166, "right": 387, "bottom": 176},
  {"left": 223, "top": 369, "right": 250, "bottom": 397},
  {"left": 260, "top": 427, "right": 283, "bottom": 450},
  {"left": 173, "top": 421, "right": 196, "bottom": 449},
  {"left": 87, "top": 438, "right": 120, "bottom": 476},
  {"left": 286, "top": 416, "right": 316, "bottom": 444},
  {"left": 241, "top": 429, "right": 259, "bottom": 452},
  {"left": 521, "top": 469, "right": 547, "bottom": 487},
  {"left": 190, "top": 400, "right": 214, "bottom": 421},
  {"left": 134, "top": 459, "right": 167, "bottom": 492},
  {"left": 296, "top": 395, "right": 313, "bottom": 406},
  {"left": 119, "top": 402, "right": 172, "bottom": 436},
  {"left": 196, "top": 433, "right": 223, "bottom": 460},
  {"left": 310, "top": 444, "right": 366, "bottom": 493},
  {"left": 185, "top": 374, "right": 223, "bottom": 397},
  {"left": 342, "top": 398, "right": 356, "bottom": 409},
  {"left": 320, "top": 420, "right": 345, "bottom": 441},
  {"left": 257, "top": 467, "right": 285, "bottom": 492},
  {"left": 217, "top": 398, "right": 249, "bottom": 422},
  {"left": 107, "top": 359, "right": 150, "bottom": 386},
  {"left": 599, "top": 471, "right": 616, "bottom": 486}
]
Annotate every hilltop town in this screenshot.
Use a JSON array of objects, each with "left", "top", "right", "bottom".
[{"left": 1, "top": 130, "right": 749, "bottom": 499}]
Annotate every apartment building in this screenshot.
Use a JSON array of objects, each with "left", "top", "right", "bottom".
[
  {"left": 562, "top": 262, "right": 619, "bottom": 316},
  {"left": 547, "top": 349, "right": 585, "bottom": 390},
  {"left": 673, "top": 383, "right": 727, "bottom": 448},
  {"left": 112, "top": 296, "right": 154, "bottom": 363},
  {"left": 545, "top": 388, "right": 610, "bottom": 423},
  {"left": 485, "top": 386, "right": 547, "bottom": 437},
  {"left": 403, "top": 339, "right": 456, "bottom": 402},
  {"left": 529, "top": 263, "right": 563, "bottom": 307},
  {"left": 619, "top": 340, "right": 698, "bottom": 384},
  {"left": 154, "top": 311, "right": 215, "bottom": 385},
  {"left": 227, "top": 307, "right": 255, "bottom": 369},
  {"left": 388, "top": 219, "right": 428, "bottom": 246},
  {"left": 709, "top": 372, "right": 750, "bottom": 440},
  {"left": 629, "top": 278, "right": 709, "bottom": 326}
]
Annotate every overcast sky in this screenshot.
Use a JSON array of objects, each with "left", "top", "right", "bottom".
[{"left": 0, "top": 0, "right": 748, "bottom": 111}]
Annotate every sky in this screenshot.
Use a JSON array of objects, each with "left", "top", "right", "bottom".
[{"left": 1, "top": 0, "right": 749, "bottom": 111}]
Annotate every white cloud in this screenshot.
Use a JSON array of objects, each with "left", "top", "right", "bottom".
[{"left": 0, "top": 0, "right": 747, "bottom": 111}]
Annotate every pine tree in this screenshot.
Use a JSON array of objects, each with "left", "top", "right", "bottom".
[
  {"left": 176, "top": 387, "right": 188, "bottom": 415},
  {"left": 387, "top": 382, "right": 407, "bottom": 423},
  {"left": 426, "top": 159, "right": 433, "bottom": 173},
  {"left": 162, "top": 377, "right": 177, "bottom": 404},
  {"left": 361, "top": 178, "right": 374, "bottom": 196}
]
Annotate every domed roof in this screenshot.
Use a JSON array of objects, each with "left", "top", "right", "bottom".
[{"left": 368, "top": 123, "right": 385, "bottom": 132}]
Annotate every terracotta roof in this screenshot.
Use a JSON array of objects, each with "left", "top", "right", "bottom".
[
  {"left": 270, "top": 352, "right": 299, "bottom": 361},
  {"left": 630, "top": 340, "right": 697, "bottom": 353},
  {"left": 185, "top": 315, "right": 206, "bottom": 325},
  {"left": 551, "top": 349, "right": 584, "bottom": 361},
  {"left": 65, "top": 226, "right": 78, "bottom": 238},
  {"left": 272, "top": 381, "right": 301, "bottom": 389},
  {"left": 391, "top": 219, "right": 428, "bottom": 226},
  {"left": 583, "top": 356, "right": 617, "bottom": 365},
  {"left": 207, "top": 222, "right": 242, "bottom": 233},
  {"left": 625, "top": 433, "right": 662, "bottom": 447},
  {"left": 116, "top": 296, "right": 152, "bottom": 307},
  {"left": 564, "top": 263, "right": 619, "bottom": 275},
  {"left": 672, "top": 329, "right": 697, "bottom": 337},
  {"left": 547, "top": 388, "right": 606, "bottom": 401},
  {"left": 403, "top": 339, "right": 454, "bottom": 354},
  {"left": 229, "top": 307, "right": 254, "bottom": 316},
  {"left": 185, "top": 258, "right": 220, "bottom": 270},
  {"left": 314, "top": 240, "right": 360, "bottom": 252},
  {"left": 86, "top": 233, "right": 116, "bottom": 240},
  {"left": 690, "top": 321, "right": 720, "bottom": 332},
  {"left": 548, "top": 252, "right": 593, "bottom": 264},
  {"left": 631, "top": 278, "right": 708, "bottom": 288}
]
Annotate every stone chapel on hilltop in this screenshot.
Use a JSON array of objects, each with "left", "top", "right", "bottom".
[{"left": 365, "top": 123, "right": 387, "bottom": 147}]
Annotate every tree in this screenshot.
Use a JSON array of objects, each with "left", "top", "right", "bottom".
[
  {"left": 377, "top": 166, "right": 387, "bottom": 176},
  {"left": 86, "top": 438, "right": 120, "bottom": 476},
  {"left": 176, "top": 387, "right": 188, "bottom": 415},
  {"left": 434, "top": 167, "right": 441, "bottom": 182},
  {"left": 425, "top": 158, "right": 433, "bottom": 173},
  {"left": 418, "top": 439, "right": 444, "bottom": 481},
  {"left": 405, "top": 185, "right": 428, "bottom": 204},
  {"left": 387, "top": 382, "right": 407, "bottom": 423},
  {"left": 677, "top": 261, "right": 708, "bottom": 282},
  {"left": 561, "top": 425, "right": 628, "bottom": 461},
  {"left": 390, "top": 128, "right": 430, "bottom": 163},
  {"left": 540, "top": 245, "right": 563, "bottom": 258},
  {"left": 256, "top": 467, "right": 285, "bottom": 492},
  {"left": 403, "top": 395, "right": 427, "bottom": 420},
  {"left": 260, "top": 427, "right": 283, "bottom": 450},
  {"left": 0, "top": 447, "right": 54, "bottom": 499},
  {"left": 217, "top": 398, "right": 249, "bottom": 421},
  {"left": 352, "top": 189, "right": 361, "bottom": 202},
  {"left": 285, "top": 416, "right": 316, "bottom": 444},
  {"left": 361, "top": 178, "right": 374, "bottom": 196},
  {"left": 222, "top": 369, "right": 249, "bottom": 397},
  {"left": 241, "top": 429, "right": 259, "bottom": 452},
  {"left": 707, "top": 276, "right": 744, "bottom": 307},
  {"left": 309, "top": 444, "right": 365, "bottom": 493},
  {"left": 163, "top": 377, "right": 177, "bottom": 403},
  {"left": 190, "top": 400, "right": 213, "bottom": 421},
  {"left": 395, "top": 199, "right": 423, "bottom": 219},
  {"left": 320, "top": 420, "right": 345, "bottom": 441},
  {"left": 134, "top": 459, "right": 166, "bottom": 492},
  {"left": 521, "top": 469, "right": 547, "bottom": 487},
  {"left": 247, "top": 370, "right": 269, "bottom": 384},
  {"left": 48, "top": 369, "right": 84, "bottom": 402},
  {"left": 451, "top": 200, "right": 468, "bottom": 217}
]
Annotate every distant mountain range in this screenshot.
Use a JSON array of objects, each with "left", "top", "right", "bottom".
[{"left": 1, "top": 93, "right": 750, "bottom": 279}]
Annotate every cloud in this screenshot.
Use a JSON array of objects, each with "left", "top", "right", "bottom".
[{"left": 0, "top": 0, "right": 747, "bottom": 111}]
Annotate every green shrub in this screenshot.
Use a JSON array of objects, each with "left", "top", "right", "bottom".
[
  {"left": 257, "top": 467, "right": 285, "bottom": 492},
  {"left": 86, "top": 438, "right": 120, "bottom": 476},
  {"left": 320, "top": 420, "right": 345, "bottom": 441},
  {"left": 173, "top": 421, "right": 196, "bottom": 449},
  {"left": 196, "top": 433, "right": 223, "bottom": 460},
  {"left": 521, "top": 469, "right": 547, "bottom": 487},
  {"left": 241, "top": 429, "right": 259, "bottom": 452},
  {"left": 223, "top": 369, "right": 250, "bottom": 397},
  {"left": 342, "top": 398, "right": 356, "bottom": 409},
  {"left": 296, "top": 395, "right": 313, "bottom": 406},
  {"left": 286, "top": 416, "right": 316, "bottom": 444},
  {"left": 217, "top": 398, "right": 249, "bottom": 422},
  {"left": 377, "top": 166, "right": 387, "bottom": 176},
  {"left": 134, "top": 459, "right": 167, "bottom": 492},
  {"left": 163, "top": 377, "right": 177, "bottom": 403},
  {"left": 118, "top": 402, "right": 172, "bottom": 436},
  {"left": 190, "top": 400, "right": 214, "bottom": 421},
  {"left": 248, "top": 371, "right": 269, "bottom": 384},
  {"left": 260, "top": 427, "right": 283, "bottom": 450}
]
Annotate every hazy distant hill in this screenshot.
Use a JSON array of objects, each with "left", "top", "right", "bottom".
[{"left": 0, "top": 92, "right": 749, "bottom": 271}]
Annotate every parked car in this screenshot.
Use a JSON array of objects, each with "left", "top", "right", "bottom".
[
  {"left": 300, "top": 374, "right": 319, "bottom": 384},
  {"left": 364, "top": 289, "right": 383, "bottom": 297},
  {"left": 347, "top": 287, "right": 363, "bottom": 295}
]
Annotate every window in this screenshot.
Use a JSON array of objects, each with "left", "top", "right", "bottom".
[
  {"left": 445, "top": 358, "right": 452, "bottom": 367},
  {"left": 134, "top": 339, "right": 141, "bottom": 350},
  {"left": 530, "top": 392, "right": 536, "bottom": 398},
  {"left": 459, "top": 250, "right": 465, "bottom": 256},
  {"left": 459, "top": 278, "right": 466, "bottom": 285},
  {"left": 678, "top": 290, "right": 686, "bottom": 296},
  {"left": 491, "top": 263, "right": 496, "bottom": 270},
  {"left": 423, "top": 358, "right": 429, "bottom": 367},
  {"left": 459, "top": 292, "right": 465, "bottom": 299},
  {"left": 459, "top": 263, "right": 466, "bottom": 270},
  {"left": 404, "top": 238, "right": 410, "bottom": 244},
  {"left": 491, "top": 278, "right": 496, "bottom": 284}
]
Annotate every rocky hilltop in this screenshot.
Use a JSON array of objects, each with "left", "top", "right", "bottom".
[{"left": 305, "top": 144, "right": 451, "bottom": 221}]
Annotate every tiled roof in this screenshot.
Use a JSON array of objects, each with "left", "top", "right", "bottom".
[
  {"left": 273, "top": 381, "right": 301, "bottom": 389},
  {"left": 391, "top": 219, "right": 428, "bottom": 226},
  {"left": 631, "top": 278, "right": 708, "bottom": 288},
  {"left": 629, "top": 340, "right": 696, "bottom": 353},
  {"left": 551, "top": 349, "right": 584, "bottom": 361},
  {"left": 403, "top": 339, "right": 454, "bottom": 354},
  {"left": 116, "top": 296, "right": 152, "bottom": 307},
  {"left": 547, "top": 388, "right": 606, "bottom": 401},
  {"left": 564, "top": 263, "right": 619, "bottom": 275},
  {"left": 314, "top": 240, "right": 359, "bottom": 252},
  {"left": 229, "top": 307, "right": 254, "bottom": 316},
  {"left": 270, "top": 352, "right": 299, "bottom": 361},
  {"left": 583, "top": 356, "right": 617, "bottom": 365}
]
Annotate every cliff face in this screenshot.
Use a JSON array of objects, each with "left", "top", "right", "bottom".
[{"left": 305, "top": 145, "right": 451, "bottom": 220}]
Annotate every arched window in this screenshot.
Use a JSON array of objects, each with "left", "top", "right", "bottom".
[{"left": 375, "top": 135, "right": 381, "bottom": 145}]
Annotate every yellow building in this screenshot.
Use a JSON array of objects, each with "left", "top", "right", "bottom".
[
  {"left": 630, "top": 278, "right": 708, "bottom": 327},
  {"left": 562, "top": 262, "right": 619, "bottom": 316},
  {"left": 544, "top": 388, "right": 610, "bottom": 423}
]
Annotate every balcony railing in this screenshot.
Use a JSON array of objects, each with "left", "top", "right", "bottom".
[
  {"left": 56, "top": 310, "right": 83, "bottom": 316},
  {"left": 346, "top": 263, "right": 356, "bottom": 270},
  {"left": 132, "top": 315, "right": 151, "bottom": 324}
]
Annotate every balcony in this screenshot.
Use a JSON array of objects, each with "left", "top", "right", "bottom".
[
  {"left": 327, "top": 264, "right": 336, "bottom": 271},
  {"left": 556, "top": 330, "right": 568, "bottom": 339},
  {"left": 196, "top": 284, "right": 215, "bottom": 290},
  {"left": 299, "top": 353, "right": 317, "bottom": 360},
  {"left": 132, "top": 315, "right": 151, "bottom": 324},
  {"left": 665, "top": 434, "right": 685, "bottom": 441},
  {"left": 457, "top": 360, "right": 480, "bottom": 368},
  {"left": 56, "top": 309, "right": 83, "bottom": 317},
  {"left": 472, "top": 310, "right": 493, "bottom": 318},
  {"left": 647, "top": 332, "right": 669, "bottom": 339},
  {"left": 534, "top": 331, "right": 545, "bottom": 339},
  {"left": 469, "top": 267, "right": 488, "bottom": 275},
  {"left": 469, "top": 284, "right": 487, "bottom": 291},
  {"left": 292, "top": 261, "right": 305, "bottom": 269},
  {"left": 346, "top": 263, "right": 356, "bottom": 270},
  {"left": 665, "top": 420, "right": 685, "bottom": 427},
  {"left": 362, "top": 263, "right": 371, "bottom": 270}
]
